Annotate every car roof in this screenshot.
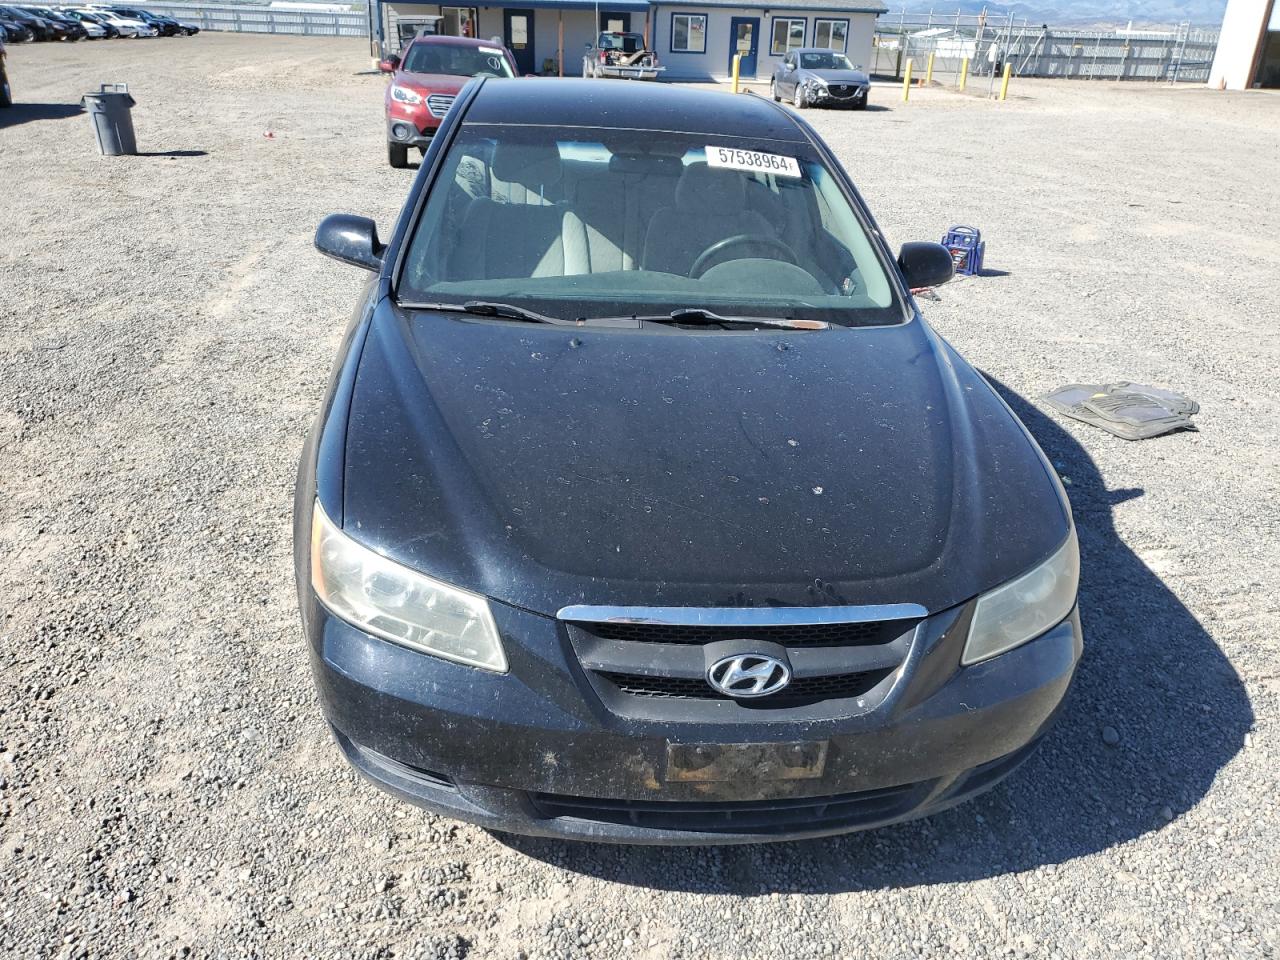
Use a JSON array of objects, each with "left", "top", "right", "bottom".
[
  {"left": 794, "top": 47, "right": 851, "bottom": 54},
  {"left": 464, "top": 79, "right": 807, "bottom": 142}
]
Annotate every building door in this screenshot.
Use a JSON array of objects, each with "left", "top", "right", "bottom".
[
  {"left": 504, "top": 8, "right": 536, "bottom": 75},
  {"left": 728, "top": 17, "right": 759, "bottom": 78}
]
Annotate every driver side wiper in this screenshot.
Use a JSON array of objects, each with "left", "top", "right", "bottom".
[
  {"left": 625, "top": 308, "right": 830, "bottom": 330},
  {"left": 406, "top": 301, "right": 639, "bottom": 327}
]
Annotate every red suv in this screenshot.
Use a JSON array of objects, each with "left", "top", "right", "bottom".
[{"left": 381, "top": 35, "right": 518, "bottom": 168}]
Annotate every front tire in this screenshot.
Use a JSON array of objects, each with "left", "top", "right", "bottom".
[
  {"left": 770, "top": 80, "right": 780, "bottom": 102},
  {"left": 793, "top": 85, "right": 806, "bottom": 109},
  {"left": 388, "top": 141, "right": 409, "bottom": 169},
  {"left": 1, "top": 78, "right": 12, "bottom": 109}
]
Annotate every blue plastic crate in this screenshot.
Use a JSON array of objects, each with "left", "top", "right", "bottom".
[{"left": 940, "top": 225, "right": 985, "bottom": 276}]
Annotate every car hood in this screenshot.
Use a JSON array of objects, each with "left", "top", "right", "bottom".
[
  {"left": 803, "top": 68, "right": 871, "bottom": 84},
  {"left": 341, "top": 303, "right": 1070, "bottom": 617},
  {"left": 395, "top": 72, "right": 470, "bottom": 94}
]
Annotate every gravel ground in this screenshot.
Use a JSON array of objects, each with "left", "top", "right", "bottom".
[{"left": 1, "top": 33, "right": 1277, "bottom": 960}]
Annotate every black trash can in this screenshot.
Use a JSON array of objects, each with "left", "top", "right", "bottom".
[{"left": 81, "top": 83, "right": 137, "bottom": 156}]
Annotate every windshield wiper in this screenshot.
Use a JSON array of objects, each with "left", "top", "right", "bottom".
[
  {"left": 407, "top": 301, "right": 640, "bottom": 327},
  {"left": 631, "top": 308, "right": 830, "bottom": 330}
]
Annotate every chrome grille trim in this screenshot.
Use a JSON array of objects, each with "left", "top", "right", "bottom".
[
  {"left": 426, "top": 94, "right": 456, "bottom": 118},
  {"left": 556, "top": 603, "right": 928, "bottom": 627}
]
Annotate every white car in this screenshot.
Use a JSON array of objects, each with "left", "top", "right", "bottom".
[
  {"left": 86, "top": 10, "right": 151, "bottom": 36},
  {"left": 61, "top": 11, "right": 107, "bottom": 37}
]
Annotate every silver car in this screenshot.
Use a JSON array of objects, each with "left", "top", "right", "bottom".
[{"left": 771, "top": 47, "right": 871, "bottom": 110}]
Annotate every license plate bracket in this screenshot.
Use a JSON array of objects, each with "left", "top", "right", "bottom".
[{"left": 665, "top": 740, "right": 828, "bottom": 783}]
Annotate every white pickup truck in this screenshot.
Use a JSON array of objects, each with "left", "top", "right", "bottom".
[{"left": 582, "top": 31, "right": 664, "bottom": 80}]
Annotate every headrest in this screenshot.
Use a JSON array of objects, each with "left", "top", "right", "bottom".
[
  {"left": 675, "top": 162, "right": 748, "bottom": 213},
  {"left": 491, "top": 141, "right": 562, "bottom": 190}
]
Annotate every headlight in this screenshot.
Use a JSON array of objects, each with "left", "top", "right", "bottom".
[
  {"left": 310, "top": 501, "right": 508, "bottom": 673},
  {"left": 961, "top": 530, "right": 1079, "bottom": 666},
  {"left": 391, "top": 85, "right": 422, "bottom": 104}
]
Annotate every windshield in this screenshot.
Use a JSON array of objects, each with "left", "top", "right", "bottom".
[
  {"left": 398, "top": 126, "right": 901, "bottom": 327},
  {"left": 800, "top": 52, "right": 855, "bottom": 70},
  {"left": 402, "top": 42, "right": 514, "bottom": 78}
]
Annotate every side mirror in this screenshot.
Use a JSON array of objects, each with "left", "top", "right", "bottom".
[
  {"left": 378, "top": 56, "right": 399, "bottom": 73},
  {"left": 315, "top": 214, "right": 385, "bottom": 273},
  {"left": 898, "top": 241, "right": 955, "bottom": 289}
]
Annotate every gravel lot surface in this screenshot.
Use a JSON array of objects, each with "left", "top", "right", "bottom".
[{"left": 1, "top": 33, "right": 1277, "bottom": 960}]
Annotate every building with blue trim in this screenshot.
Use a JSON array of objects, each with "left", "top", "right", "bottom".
[{"left": 376, "top": 0, "right": 887, "bottom": 81}]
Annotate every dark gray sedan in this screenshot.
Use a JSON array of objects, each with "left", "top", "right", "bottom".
[{"left": 772, "top": 48, "right": 871, "bottom": 110}]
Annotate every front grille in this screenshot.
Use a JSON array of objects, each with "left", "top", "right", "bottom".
[
  {"left": 562, "top": 605, "right": 921, "bottom": 711},
  {"left": 530, "top": 781, "right": 928, "bottom": 834},
  {"left": 426, "top": 94, "right": 456, "bottom": 118},
  {"left": 580, "top": 619, "right": 906, "bottom": 648},
  {"left": 829, "top": 84, "right": 861, "bottom": 98},
  {"left": 601, "top": 669, "right": 890, "bottom": 704}
]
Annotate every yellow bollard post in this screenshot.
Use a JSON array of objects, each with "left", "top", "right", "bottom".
[
  {"left": 959, "top": 57, "right": 969, "bottom": 92},
  {"left": 999, "top": 62, "right": 1012, "bottom": 100},
  {"left": 732, "top": 53, "right": 741, "bottom": 94},
  {"left": 902, "top": 59, "right": 913, "bottom": 101},
  {"left": 926, "top": 52, "right": 935, "bottom": 85}
]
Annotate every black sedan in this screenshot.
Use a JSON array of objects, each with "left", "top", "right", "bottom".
[
  {"left": 297, "top": 79, "right": 1081, "bottom": 844},
  {"left": 1, "top": 17, "right": 35, "bottom": 42},
  {"left": 772, "top": 47, "right": 872, "bottom": 109},
  {"left": 0, "top": 6, "right": 57, "bottom": 40}
]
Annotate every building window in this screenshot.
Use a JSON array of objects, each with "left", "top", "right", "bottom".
[
  {"left": 670, "top": 13, "right": 707, "bottom": 53},
  {"left": 770, "top": 18, "right": 805, "bottom": 57},
  {"left": 600, "top": 11, "right": 630, "bottom": 32},
  {"left": 813, "top": 18, "right": 848, "bottom": 52},
  {"left": 441, "top": 6, "right": 478, "bottom": 38}
]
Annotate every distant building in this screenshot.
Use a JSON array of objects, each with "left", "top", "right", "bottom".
[
  {"left": 1209, "top": 0, "right": 1280, "bottom": 88},
  {"left": 375, "top": 0, "right": 887, "bottom": 80}
]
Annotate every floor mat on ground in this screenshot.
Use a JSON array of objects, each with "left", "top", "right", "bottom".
[{"left": 1044, "top": 382, "right": 1198, "bottom": 440}]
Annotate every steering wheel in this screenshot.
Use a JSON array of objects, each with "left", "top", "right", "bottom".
[{"left": 689, "top": 234, "right": 799, "bottom": 279}]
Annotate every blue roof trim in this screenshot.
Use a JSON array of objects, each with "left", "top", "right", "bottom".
[
  {"left": 660, "top": 1, "right": 887, "bottom": 12},
  {"left": 389, "top": 0, "right": 882, "bottom": 10},
  {"left": 392, "top": 0, "right": 649, "bottom": 8}
]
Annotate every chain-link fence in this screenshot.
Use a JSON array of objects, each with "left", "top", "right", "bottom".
[
  {"left": 132, "top": 1, "right": 370, "bottom": 37},
  {"left": 872, "top": 10, "right": 1218, "bottom": 87}
]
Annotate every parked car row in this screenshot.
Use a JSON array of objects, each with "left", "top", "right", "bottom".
[{"left": 0, "top": 4, "right": 198, "bottom": 41}]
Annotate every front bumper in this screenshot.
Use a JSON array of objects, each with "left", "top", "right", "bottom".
[
  {"left": 806, "top": 84, "right": 869, "bottom": 107},
  {"left": 304, "top": 589, "right": 1081, "bottom": 844},
  {"left": 386, "top": 99, "right": 444, "bottom": 149}
]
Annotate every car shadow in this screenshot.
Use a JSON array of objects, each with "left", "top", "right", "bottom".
[
  {"left": 0, "top": 102, "right": 83, "bottom": 129},
  {"left": 496, "top": 376, "right": 1252, "bottom": 892}
]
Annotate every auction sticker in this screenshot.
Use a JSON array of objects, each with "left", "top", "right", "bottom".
[{"left": 705, "top": 145, "right": 801, "bottom": 178}]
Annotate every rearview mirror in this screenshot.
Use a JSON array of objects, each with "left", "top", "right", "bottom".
[
  {"left": 315, "top": 214, "right": 384, "bottom": 272},
  {"left": 378, "top": 56, "right": 399, "bottom": 73},
  {"left": 898, "top": 241, "right": 955, "bottom": 290}
]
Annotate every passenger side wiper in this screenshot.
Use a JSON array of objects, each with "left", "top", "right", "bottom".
[{"left": 629, "top": 308, "right": 830, "bottom": 330}]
